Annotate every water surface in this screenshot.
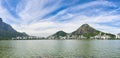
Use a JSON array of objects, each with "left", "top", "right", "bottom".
[{"left": 0, "top": 40, "right": 120, "bottom": 58}]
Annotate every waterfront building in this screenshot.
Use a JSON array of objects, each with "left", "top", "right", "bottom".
[
  {"left": 101, "top": 34, "right": 110, "bottom": 40},
  {"left": 59, "top": 36, "right": 66, "bottom": 40},
  {"left": 48, "top": 36, "right": 55, "bottom": 39},
  {"left": 116, "top": 33, "right": 120, "bottom": 39},
  {"left": 93, "top": 32, "right": 101, "bottom": 39}
]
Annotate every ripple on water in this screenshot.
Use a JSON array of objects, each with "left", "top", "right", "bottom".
[{"left": 0, "top": 40, "right": 120, "bottom": 58}]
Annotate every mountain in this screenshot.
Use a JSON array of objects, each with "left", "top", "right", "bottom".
[
  {"left": 0, "top": 18, "right": 28, "bottom": 40},
  {"left": 50, "top": 24, "right": 115, "bottom": 39},
  {"left": 53, "top": 30, "right": 67, "bottom": 37},
  {"left": 72, "top": 24, "right": 115, "bottom": 39},
  {"left": 72, "top": 24, "right": 99, "bottom": 38}
]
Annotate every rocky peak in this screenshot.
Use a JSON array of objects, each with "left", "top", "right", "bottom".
[
  {"left": 81, "top": 24, "right": 89, "bottom": 27},
  {"left": 72, "top": 24, "right": 99, "bottom": 36},
  {"left": 0, "top": 18, "right": 28, "bottom": 39},
  {"left": 76, "top": 24, "right": 94, "bottom": 31}
]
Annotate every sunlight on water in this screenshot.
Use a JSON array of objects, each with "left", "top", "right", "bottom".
[{"left": 0, "top": 40, "right": 120, "bottom": 58}]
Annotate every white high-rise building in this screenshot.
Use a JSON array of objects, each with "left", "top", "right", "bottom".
[{"left": 116, "top": 33, "right": 120, "bottom": 39}]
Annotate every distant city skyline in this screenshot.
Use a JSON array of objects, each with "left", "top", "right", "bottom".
[{"left": 0, "top": 0, "right": 120, "bottom": 37}]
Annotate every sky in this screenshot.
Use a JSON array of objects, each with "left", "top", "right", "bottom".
[{"left": 0, "top": 0, "right": 120, "bottom": 37}]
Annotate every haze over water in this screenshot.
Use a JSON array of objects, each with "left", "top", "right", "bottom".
[{"left": 0, "top": 40, "right": 120, "bottom": 58}]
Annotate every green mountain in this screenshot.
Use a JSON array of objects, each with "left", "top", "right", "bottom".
[
  {"left": 53, "top": 30, "right": 67, "bottom": 37},
  {"left": 72, "top": 24, "right": 115, "bottom": 39},
  {"left": 72, "top": 24, "right": 99, "bottom": 38},
  {"left": 0, "top": 18, "right": 28, "bottom": 40},
  {"left": 51, "top": 24, "right": 115, "bottom": 39}
]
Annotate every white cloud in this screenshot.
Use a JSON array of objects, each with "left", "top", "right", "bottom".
[
  {"left": 0, "top": 0, "right": 19, "bottom": 24},
  {"left": 0, "top": 0, "right": 120, "bottom": 37},
  {"left": 67, "top": 0, "right": 117, "bottom": 13},
  {"left": 90, "top": 24, "right": 120, "bottom": 34},
  {"left": 18, "top": 0, "right": 61, "bottom": 21}
]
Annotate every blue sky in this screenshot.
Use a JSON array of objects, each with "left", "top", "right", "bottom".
[{"left": 0, "top": 0, "right": 120, "bottom": 36}]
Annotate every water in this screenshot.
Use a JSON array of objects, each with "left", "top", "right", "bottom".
[{"left": 0, "top": 40, "right": 120, "bottom": 58}]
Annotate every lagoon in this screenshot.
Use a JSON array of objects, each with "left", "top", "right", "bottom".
[{"left": 0, "top": 40, "right": 120, "bottom": 58}]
